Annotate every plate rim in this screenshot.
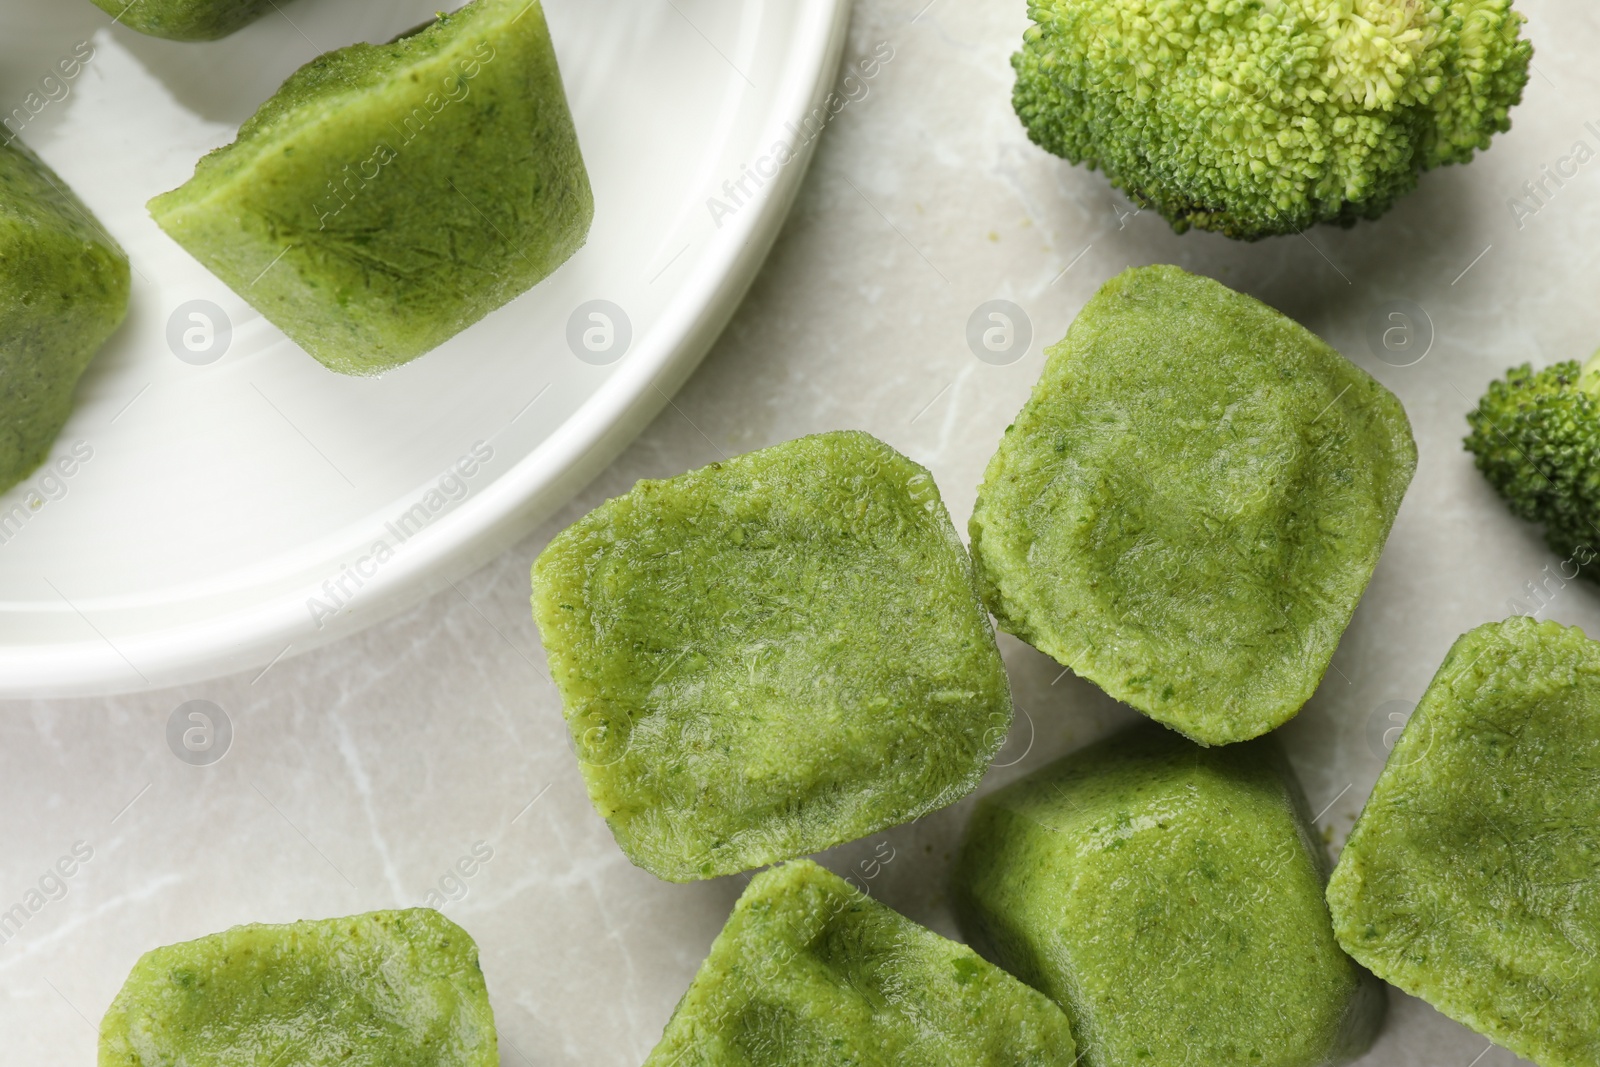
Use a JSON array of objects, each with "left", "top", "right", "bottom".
[{"left": 1, "top": 0, "right": 857, "bottom": 698}]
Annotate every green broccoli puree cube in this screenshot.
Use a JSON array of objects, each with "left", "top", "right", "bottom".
[
  {"left": 644, "top": 859, "right": 1079, "bottom": 1066},
  {"left": 531, "top": 431, "right": 1014, "bottom": 882},
  {"left": 99, "top": 909, "right": 497, "bottom": 1067},
  {"left": 953, "top": 724, "right": 1385, "bottom": 1067},
  {"left": 970, "top": 265, "right": 1415, "bottom": 745},
  {"left": 1, "top": 139, "right": 129, "bottom": 495},
  {"left": 90, "top": 0, "right": 277, "bottom": 41},
  {"left": 1328, "top": 617, "right": 1600, "bottom": 1067},
  {"left": 148, "top": 0, "right": 592, "bottom": 375}
]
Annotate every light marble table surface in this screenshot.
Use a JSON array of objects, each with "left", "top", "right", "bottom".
[{"left": 5, "top": 1, "right": 1599, "bottom": 1064}]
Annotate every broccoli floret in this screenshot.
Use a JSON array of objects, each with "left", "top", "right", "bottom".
[
  {"left": 1013, "top": 0, "right": 1533, "bottom": 240},
  {"left": 1465, "top": 354, "right": 1600, "bottom": 575}
]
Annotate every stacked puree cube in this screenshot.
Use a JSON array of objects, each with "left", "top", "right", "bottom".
[
  {"left": 644, "top": 859, "right": 1079, "bottom": 1066},
  {"left": 970, "top": 265, "right": 1416, "bottom": 745},
  {"left": 1328, "top": 617, "right": 1600, "bottom": 1067},
  {"left": 953, "top": 723, "right": 1384, "bottom": 1067},
  {"left": 148, "top": 0, "right": 592, "bottom": 374},
  {"left": 531, "top": 431, "right": 1014, "bottom": 882}
]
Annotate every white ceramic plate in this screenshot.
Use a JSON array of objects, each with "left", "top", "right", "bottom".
[{"left": 0, "top": 0, "right": 852, "bottom": 696}]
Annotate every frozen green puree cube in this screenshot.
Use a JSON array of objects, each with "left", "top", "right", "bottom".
[
  {"left": 970, "top": 265, "right": 1415, "bottom": 745},
  {"left": 645, "top": 859, "right": 1079, "bottom": 1066},
  {"left": 1328, "top": 617, "right": 1600, "bottom": 1067},
  {"left": 531, "top": 431, "right": 1013, "bottom": 882},
  {"left": 953, "top": 724, "right": 1384, "bottom": 1067},
  {"left": 1, "top": 139, "right": 128, "bottom": 495},
  {"left": 99, "top": 909, "right": 497, "bottom": 1067},
  {"left": 149, "top": 0, "right": 592, "bottom": 375},
  {"left": 90, "top": 0, "right": 277, "bottom": 41}
]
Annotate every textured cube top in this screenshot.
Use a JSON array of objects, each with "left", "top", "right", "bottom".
[
  {"left": 971, "top": 265, "right": 1415, "bottom": 745},
  {"left": 1328, "top": 617, "right": 1600, "bottom": 1067},
  {"left": 532, "top": 431, "right": 1013, "bottom": 881},
  {"left": 954, "top": 724, "right": 1383, "bottom": 1067},
  {"left": 99, "top": 909, "right": 498, "bottom": 1067},
  {"left": 644, "top": 859, "right": 1079, "bottom": 1066}
]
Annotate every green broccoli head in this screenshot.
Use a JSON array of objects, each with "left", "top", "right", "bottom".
[
  {"left": 1013, "top": 0, "right": 1533, "bottom": 240},
  {"left": 1465, "top": 354, "right": 1600, "bottom": 575}
]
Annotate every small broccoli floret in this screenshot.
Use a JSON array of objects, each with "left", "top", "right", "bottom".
[
  {"left": 1465, "top": 353, "right": 1600, "bottom": 574},
  {"left": 1013, "top": 0, "right": 1533, "bottom": 240}
]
